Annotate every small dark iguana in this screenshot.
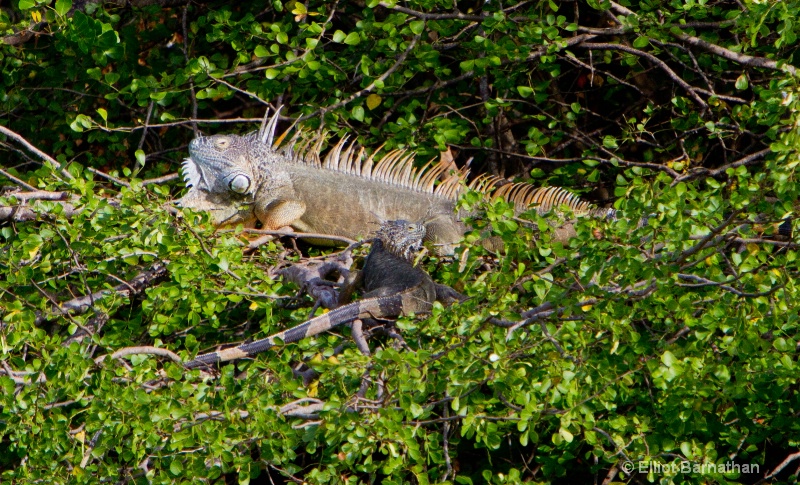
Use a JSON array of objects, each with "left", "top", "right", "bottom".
[
  {"left": 178, "top": 110, "right": 615, "bottom": 254},
  {"left": 184, "top": 220, "right": 443, "bottom": 370}
]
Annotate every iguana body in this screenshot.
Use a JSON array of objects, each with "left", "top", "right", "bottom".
[
  {"left": 178, "top": 110, "right": 614, "bottom": 254},
  {"left": 184, "top": 220, "right": 437, "bottom": 369}
]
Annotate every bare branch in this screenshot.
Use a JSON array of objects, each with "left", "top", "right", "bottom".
[
  {"left": 0, "top": 200, "right": 82, "bottom": 222},
  {"left": 674, "top": 148, "right": 772, "bottom": 184},
  {"left": 0, "top": 125, "right": 74, "bottom": 180},
  {"left": 0, "top": 167, "right": 37, "bottom": 190},
  {"left": 35, "top": 262, "right": 168, "bottom": 326},
  {"left": 95, "top": 346, "right": 182, "bottom": 365},
  {"left": 672, "top": 31, "right": 798, "bottom": 76},
  {"left": 577, "top": 42, "right": 707, "bottom": 108},
  {"left": 676, "top": 273, "right": 783, "bottom": 298},
  {"left": 142, "top": 173, "right": 180, "bottom": 186},
  {"left": 762, "top": 450, "right": 800, "bottom": 481},
  {"left": 379, "top": 2, "right": 485, "bottom": 21}
]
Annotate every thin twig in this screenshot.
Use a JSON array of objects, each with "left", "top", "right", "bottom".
[
  {"left": 0, "top": 167, "right": 37, "bottom": 190},
  {"left": 577, "top": 42, "right": 707, "bottom": 108},
  {"left": 379, "top": 2, "right": 485, "bottom": 21},
  {"left": 298, "top": 33, "right": 422, "bottom": 122},
  {"left": 237, "top": 228, "right": 357, "bottom": 246},
  {"left": 762, "top": 450, "right": 800, "bottom": 481}
]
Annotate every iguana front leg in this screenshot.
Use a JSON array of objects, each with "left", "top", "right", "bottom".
[
  {"left": 338, "top": 269, "right": 363, "bottom": 306},
  {"left": 256, "top": 199, "right": 307, "bottom": 230}
]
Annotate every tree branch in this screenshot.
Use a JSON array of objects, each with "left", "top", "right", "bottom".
[
  {"left": 0, "top": 125, "right": 74, "bottom": 180},
  {"left": 95, "top": 346, "right": 183, "bottom": 364},
  {"left": 577, "top": 42, "right": 707, "bottom": 108},
  {"left": 379, "top": 2, "right": 485, "bottom": 21},
  {"left": 298, "top": 33, "right": 422, "bottom": 122},
  {"left": 672, "top": 31, "right": 798, "bottom": 76},
  {"left": 35, "top": 262, "right": 168, "bottom": 326}
]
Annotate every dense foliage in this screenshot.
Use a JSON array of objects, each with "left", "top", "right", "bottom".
[{"left": 2, "top": 0, "right": 800, "bottom": 483}]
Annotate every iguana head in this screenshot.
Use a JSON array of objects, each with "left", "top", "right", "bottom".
[
  {"left": 177, "top": 110, "right": 289, "bottom": 226},
  {"left": 375, "top": 220, "right": 426, "bottom": 262},
  {"left": 176, "top": 131, "right": 267, "bottom": 225},
  {"left": 182, "top": 133, "right": 262, "bottom": 197}
]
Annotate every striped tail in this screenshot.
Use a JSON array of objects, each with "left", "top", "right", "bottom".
[{"left": 184, "top": 290, "right": 415, "bottom": 369}]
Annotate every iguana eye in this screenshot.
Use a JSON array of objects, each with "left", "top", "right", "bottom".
[
  {"left": 228, "top": 174, "right": 251, "bottom": 194},
  {"left": 214, "top": 137, "right": 231, "bottom": 149}
]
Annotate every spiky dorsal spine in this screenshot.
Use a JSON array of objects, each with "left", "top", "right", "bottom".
[{"left": 257, "top": 110, "right": 607, "bottom": 216}]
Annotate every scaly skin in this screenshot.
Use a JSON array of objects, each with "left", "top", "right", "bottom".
[
  {"left": 184, "top": 220, "right": 439, "bottom": 369},
  {"left": 177, "top": 110, "right": 615, "bottom": 254}
]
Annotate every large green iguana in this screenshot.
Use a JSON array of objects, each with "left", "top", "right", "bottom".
[
  {"left": 184, "top": 219, "right": 447, "bottom": 369},
  {"left": 178, "top": 110, "right": 615, "bottom": 254}
]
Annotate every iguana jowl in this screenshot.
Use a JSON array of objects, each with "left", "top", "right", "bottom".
[
  {"left": 178, "top": 110, "right": 615, "bottom": 254},
  {"left": 184, "top": 219, "right": 438, "bottom": 369}
]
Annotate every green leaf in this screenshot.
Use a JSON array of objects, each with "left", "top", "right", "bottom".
[
  {"left": 517, "top": 86, "right": 533, "bottom": 98},
  {"left": 735, "top": 73, "right": 749, "bottom": 90},
  {"left": 254, "top": 45, "right": 270, "bottom": 57},
  {"left": 366, "top": 94, "right": 382, "bottom": 110},
  {"left": 632, "top": 36, "right": 649, "bottom": 48},
  {"left": 135, "top": 149, "right": 146, "bottom": 167},
  {"left": 773, "top": 337, "right": 790, "bottom": 351},
  {"left": 96, "top": 108, "right": 107, "bottom": 122},
  {"left": 18, "top": 0, "right": 34, "bottom": 9},
  {"left": 603, "top": 135, "right": 618, "bottom": 149},
  {"left": 69, "top": 114, "right": 92, "bottom": 132},
  {"left": 333, "top": 30, "right": 346, "bottom": 43},
  {"left": 410, "top": 20, "right": 425, "bottom": 35},
  {"left": 54, "top": 0, "right": 72, "bottom": 16},
  {"left": 291, "top": 2, "right": 307, "bottom": 15},
  {"left": 344, "top": 32, "right": 360, "bottom": 45},
  {"left": 169, "top": 459, "right": 183, "bottom": 475}
]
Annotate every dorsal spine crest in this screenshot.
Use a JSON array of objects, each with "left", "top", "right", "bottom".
[{"left": 252, "top": 110, "right": 605, "bottom": 215}]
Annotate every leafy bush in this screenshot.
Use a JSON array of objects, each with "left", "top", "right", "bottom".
[{"left": 1, "top": 0, "right": 800, "bottom": 483}]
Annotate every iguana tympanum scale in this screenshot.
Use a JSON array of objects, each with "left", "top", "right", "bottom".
[
  {"left": 184, "top": 220, "right": 438, "bottom": 369},
  {"left": 178, "top": 109, "right": 614, "bottom": 253}
]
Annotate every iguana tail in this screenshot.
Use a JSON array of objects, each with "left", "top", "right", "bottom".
[{"left": 184, "top": 287, "right": 429, "bottom": 369}]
